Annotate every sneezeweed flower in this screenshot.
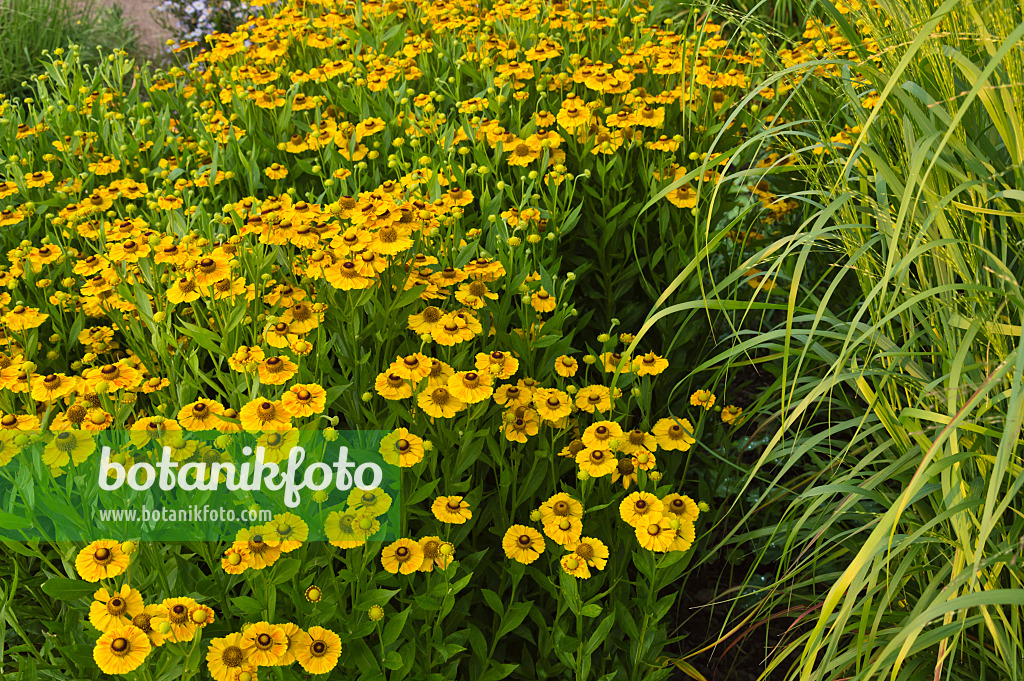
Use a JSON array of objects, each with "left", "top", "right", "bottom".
[
  {"left": 620, "top": 429, "right": 657, "bottom": 453},
  {"left": 431, "top": 495, "right": 471, "bottom": 524},
  {"left": 280, "top": 383, "right": 327, "bottom": 416},
  {"left": 690, "top": 389, "right": 716, "bottom": 410},
  {"left": 294, "top": 626, "right": 342, "bottom": 675},
  {"left": 89, "top": 585, "right": 144, "bottom": 632},
  {"left": 130, "top": 604, "right": 168, "bottom": 647},
  {"left": 177, "top": 399, "right": 226, "bottom": 430},
  {"left": 721, "top": 405, "right": 743, "bottom": 424},
  {"left": 503, "top": 524, "right": 545, "bottom": 564},
  {"left": 277, "top": 622, "right": 304, "bottom": 666},
  {"left": 347, "top": 487, "right": 392, "bottom": 516},
  {"left": 575, "top": 448, "right": 617, "bottom": 477},
  {"left": 3, "top": 305, "right": 48, "bottom": 330},
  {"left": 554, "top": 355, "right": 579, "bottom": 377},
  {"left": 543, "top": 516, "right": 583, "bottom": 546},
  {"left": 539, "top": 493, "right": 584, "bottom": 524},
  {"left": 582, "top": 421, "right": 623, "bottom": 450},
  {"left": 238, "top": 399, "right": 292, "bottom": 431},
  {"left": 662, "top": 494, "right": 700, "bottom": 522},
  {"left": 42, "top": 430, "right": 95, "bottom": 469},
  {"left": 267, "top": 513, "right": 309, "bottom": 551},
  {"left": 161, "top": 597, "right": 199, "bottom": 642},
  {"left": 189, "top": 604, "right": 215, "bottom": 628},
  {"left": 560, "top": 553, "right": 591, "bottom": 579},
  {"left": 368, "top": 605, "right": 385, "bottom": 621},
  {"left": 447, "top": 371, "right": 493, "bottom": 404},
  {"left": 234, "top": 526, "right": 283, "bottom": 570},
  {"left": 207, "top": 633, "right": 251, "bottom": 681},
  {"left": 652, "top": 417, "right": 696, "bottom": 451},
  {"left": 258, "top": 356, "right": 298, "bottom": 385},
  {"left": 475, "top": 351, "right": 518, "bottom": 379},
  {"left": 222, "top": 545, "right": 252, "bottom": 574},
  {"left": 305, "top": 586, "right": 323, "bottom": 603},
  {"left": 566, "top": 536, "right": 610, "bottom": 571},
  {"left": 611, "top": 456, "right": 639, "bottom": 489},
  {"left": 668, "top": 517, "right": 697, "bottom": 552},
  {"left": 76, "top": 539, "right": 129, "bottom": 582},
  {"left": 531, "top": 287, "right": 556, "bottom": 312},
  {"left": 375, "top": 371, "right": 413, "bottom": 400},
  {"left": 633, "top": 351, "right": 669, "bottom": 376},
  {"left": 324, "top": 511, "right": 365, "bottom": 549},
  {"left": 619, "top": 491, "right": 664, "bottom": 528},
  {"left": 418, "top": 386, "right": 466, "bottom": 418},
  {"left": 418, "top": 536, "right": 453, "bottom": 572},
  {"left": 381, "top": 538, "right": 425, "bottom": 574},
  {"left": 93, "top": 625, "right": 151, "bottom": 674},
  {"left": 242, "top": 621, "right": 288, "bottom": 666},
  {"left": 636, "top": 517, "right": 676, "bottom": 552},
  {"left": 534, "top": 388, "right": 572, "bottom": 421},
  {"left": 380, "top": 427, "right": 425, "bottom": 467}
]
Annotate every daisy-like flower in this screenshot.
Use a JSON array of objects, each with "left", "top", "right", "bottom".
[
  {"left": 221, "top": 545, "right": 252, "bottom": 574},
  {"left": 417, "top": 536, "right": 453, "bottom": 572},
  {"left": 234, "top": 526, "right": 283, "bottom": 570},
  {"left": 582, "top": 421, "right": 623, "bottom": 450},
  {"left": 161, "top": 597, "right": 199, "bottom": 643},
  {"left": 381, "top": 538, "right": 425, "bottom": 574},
  {"left": 575, "top": 448, "right": 617, "bottom": 477},
  {"left": 266, "top": 512, "right": 309, "bottom": 552},
  {"left": 207, "top": 633, "right": 251, "bottom": 681},
  {"left": 565, "top": 536, "right": 610, "bottom": 571},
  {"left": 294, "top": 626, "right": 342, "bottom": 675},
  {"left": 258, "top": 356, "right": 298, "bottom": 386},
  {"left": 130, "top": 604, "right": 168, "bottom": 647},
  {"left": 242, "top": 621, "right": 288, "bottom": 666},
  {"left": 554, "top": 355, "right": 579, "bottom": 377},
  {"left": 619, "top": 429, "right": 657, "bottom": 453},
  {"left": 721, "top": 405, "right": 743, "bottom": 424},
  {"left": 539, "top": 493, "right": 583, "bottom": 525},
  {"left": 636, "top": 517, "right": 676, "bottom": 552},
  {"left": 89, "top": 585, "right": 144, "bottom": 633},
  {"left": 619, "top": 491, "right": 664, "bottom": 528},
  {"left": 668, "top": 517, "right": 697, "bottom": 552},
  {"left": 417, "top": 386, "right": 466, "bottom": 418},
  {"left": 379, "top": 427, "right": 425, "bottom": 468},
  {"left": 280, "top": 383, "right": 327, "bottom": 417},
  {"left": 238, "top": 399, "right": 292, "bottom": 432},
  {"left": 530, "top": 287, "right": 556, "bottom": 312},
  {"left": 690, "top": 389, "right": 716, "bottom": 410},
  {"left": 447, "top": 371, "right": 493, "bottom": 404},
  {"left": 543, "top": 516, "right": 583, "bottom": 546},
  {"left": 3, "top": 305, "right": 48, "bottom": 331},
  {"left": 560, "top": 553, "right": 591, "bottom": 579},
  {"left": 188, "top": 604, "right": 215, "bottom": 628},
  {"left": 389, "top": 353, "right": 433, "bottom": 382},
  {"left": 93, "top": 624, "right": 151, "bottom": 674},
  {"left": 347, "top": 487, "right": 393, "bottom": 516},
  {"left": 502, "top": 524, "right": 545, "bottom": 564},
  {"left": 76, "top": 539, "right": 129, "bottom": 582},
  {"left": 375, "top": 371, "right": 412, "bottom": 400},
  {"left": 431, "top": 495, "right": 471, "bottom": 524},
  {"left": 633, "top": 351, "right": 669, "bottom": 376},
  {"left": 611, "top": 456, "right": 639, "bottom": 489},
  {"left": 652, "top": 417, "right": 696, "bottom": 451},
  {"left": 534, "top": 388, "right": 572, "bottom": 422},
  {"left": 475, "top": 351, "right": 519, "bottom": 379},
  {"left": 662, "top": 494, "right": 700, "bottom": 522},
  {"left": 276, "top": 622, "right": 304, "bottom": 666},
  {"left": 177, "top": 399, "right": 226, "bottom": 430}
]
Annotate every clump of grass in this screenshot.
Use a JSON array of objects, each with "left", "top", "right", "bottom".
[{"left": 0, "top": 0, "right": 140, "bottom": 100}]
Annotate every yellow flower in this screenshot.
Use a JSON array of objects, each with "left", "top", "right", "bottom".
[
  {"left": 347, "top": 487, "right": 393, "bottom": 516},
  {"left": 566, "top": 536, "right": 609, "bottom": 570},
  {"left": 431, "top": 495, "right": 471, "bottom": 524},
  {"left": 619, "top": 491, "right": 664, "bottom": 528},
  {"left": 560, "top": 553, "right": 591, "bottom": 579},
  {"left": 266, "top": 512, "right": 309, "bottom": 551},
  {"left": 418, "top": 386, "right": 466, "bottom": 418},
  {"left": 207, "top": 633, "right": 251, "bottom": 681},
  {"left": 88, "top": 585, "right": 144, "bottom": 632},
  {"left": 543, "top": 516, "right": 583, "bottom": 546},
  {"left": 294, "top": 626, "right": 342, "bottom": 674},
  {"left": 721, "top": 405, "right": 743, "bottom": 424},
  {"left": 581, "top": 421, "right": 623, "bottom": 450},
  {"left": 381, "top": 538, "right": 425, "bottom": 574},
  {"left": 651, "top": 417, "right": 696, "bottom": 451},
  {"left": 242, "top": 621, "right": 288, "bottom": 666},
  {"left": 633, "top": 352, "right": 669, "bottom": 376},
  {"left": 161, "top": 597, "right": 199, "bottom": 642},
  {"left": 662, "top": 494, "right": 700, "bottom": 522},
  {"left": 636, "top": 517, "right": 675, "bottom": 552},
  {"left": 447, "top": 371, "right": 493, "bottom": 404},
  {"left": 554, "top": 355, "right": 578, "bottom": 377},
  {"left": 380, "top": 427, "right": 425, "bottom": 467},
  {"left": 530, "top": 287, "right": 556, "bottom": 312},
  {"left": 76, "top": 539, "right": 129, "bottom": 582},
  {"left": 690, "top": 389, "right": 716, "bottom": 410},
  {"left": 93, "top": 624, "right": 150, "bottom": 674},
  {"left": 502, "top": 524, "right": 545, "bottom": 564},
  {"left": 575, "top": 448, "right": 617, "bottom": 477}
]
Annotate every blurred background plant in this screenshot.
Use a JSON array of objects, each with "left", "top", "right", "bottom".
[
  {"left": 154, "top": 0, "right": 270, "bottom": 47},
  {"left": 0, "top": 0, "right": 140, "bottom": 101}
]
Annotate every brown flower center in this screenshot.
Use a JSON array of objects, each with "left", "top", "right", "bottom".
[
  {"left": 222, "top": 646, "right": 243, "bottom": 667},
  {"left": 517, "top": 534, "right": 532, "bottom": 547},
  {"left": 111, "top": 638, "right": 129, "bottom": 654}
]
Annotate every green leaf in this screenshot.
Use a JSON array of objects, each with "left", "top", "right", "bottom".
[
  {"left": 585, "top": 614, "right": 615, "bottom": 657},
  {"left": 272, "top": 558, "right": 301, "bottom": 585},
  {"left": 382, "top": 606, "right": 411, "bottom": 647},
  {"left": 480, "top": 588, "right": 504, "bottom": 615},
  {"left": 480, "top": 663, "right": 519, "bottom": 681},
  {"left": 495, "top": 601, "right": 532, "bottom": 641},
  {"left": 40, "top": 577, "right": 95, "bottom": 601},
  {"left": 580, "top": 603, "right": 602, "bottom": 618},
  {"left": 355, "top": 588, "right": 400, "bottom": 610},
  {"left": 233, "top": 596, "right": 263, "bottom": 614}
]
